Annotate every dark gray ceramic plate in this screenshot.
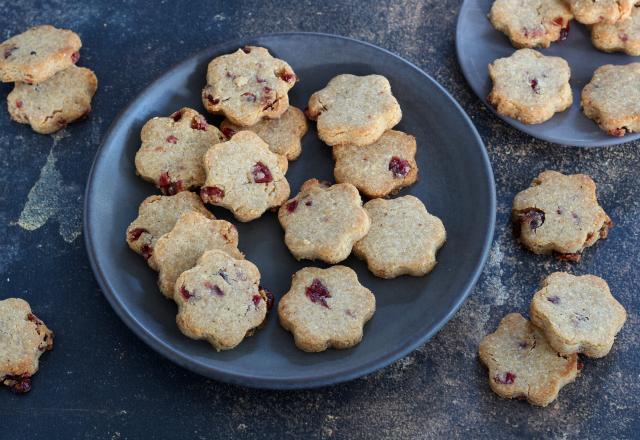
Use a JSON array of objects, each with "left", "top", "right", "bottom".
[
  {"left": 456, "top": 0, "right": 640, "bottom": 147},
  {"left": 84, "top": 33, "right": 495, "bottom": 389}
]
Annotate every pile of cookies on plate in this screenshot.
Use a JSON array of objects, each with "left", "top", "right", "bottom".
[
  {"left": 127, "top": 46, "right": 446, "bottom": 353},
  {"left": 487, "top": 0, "right": 640, "bottom": 136}
]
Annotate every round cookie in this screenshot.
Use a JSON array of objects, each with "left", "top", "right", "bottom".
[
  {"left": 220, "top": 106, "right": 308, "bottom": 161},
  {"left": 591, "top": 6, "right": 640, "bottom": 55},
  {"left": 201, "top": 46, "right": 297, "bottom": 127},
  {"left": 306, "top": 74, "right": 402, "bottom": 147},
  {"left": 569, "top": 0, "right": 634, "bottom": 24},
  {"left": 530, "top": 272, "right": 627, "bottom": 358},
  {"left": 7, "top": 65, "right": 97, "bottom": 134},
  {"left": 332, "top": 130, "right": 418, "bottom": 198},
  {"left": 277, "top": 179, "right": 371, "bottom": 264},
  {"left": 125, "top": 192, "right": 214, "bottom": 268},
  {"left": 581, "top": 63, "right": 640, "bottom": 137},
  {"left": 353, "top": 196, "right": 446, "bottom": 279},
  {"left": 200, "top": 130, "right": 290, "bottom": 222},
  {"left": 278, "top": 266, "right": 376, "bottom": 352},
  {"left": 488, "top": 49, "right": 572, "bottom": 125},
  {"left": 152, "top": 211, "right": 244, "bottom": 299},
  {"left": 134, "top": 108, "right": 225, "bottom": 195},
  {"left": 512, "top": 170, "right": 611, "bottom": 262},
  {"left": 479, "top": 313, "right": 579, "bottom": 407},
  {"left": 0, "top": 25, "right": 81, "bottom": 84},
  {"left": 489, "top": 0, "right": 573, "bottom": 49},
  {"left": 0, "top": 298, "right": 53, "bottom": 393}
]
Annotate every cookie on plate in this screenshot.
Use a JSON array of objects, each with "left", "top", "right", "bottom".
[
  {"left": 479, "top": 313, "right": 579, "bottom": 407},
  {"left": 125, "top": 192, "right": 214, "bottom": 268},
  {"left": 0, "top": 298, "right": 53, "bottom": 393},
  {"left": 489, "top": 0, "right": 573, "bottom": 49},
  {"left": 332, "top": 130, "right": 418, "bottom": 198},
  {"left": 152, "top": 211, "right": 244, "bottom": 299},
  {"left": 569, "top": 0, "right": 634, "bottom": 24},
  {"left": 591, "top": 6, "right": 640, "bottom": 55},
  {"left": 7, "top": 65, "right": 97, "bottom": 134},
  {"left": 278, "top": 179, "right": 370, "bottom": 264},
  {"left": 353, "top": 196, "right": 446, "bottom": 279},
  {"left": 488, "top": 49, "right": 572, "bottom": 125},
  {"left": 175, "top": 249, "right": 268, "bottom": 351},
  {"left": 530, "top": 272, "right": 627, "bottom": 358},
  {"left": 134, "top": 108, "right": 225, "bottom": 195},
  {"left": 200, "top": 130, "right": 290, "bottom": 222},
  {"left": 306, "top": 74, "right": 402, "bottom": 147},
  {"left": 581, "top": 63, "right": 640, "bottom": 137},
  {"left": 220, "top": 106, "right": 308, "bottom": 161},
  {"left": 0, "top": 25, "right": 81, "bottom": 84},
  {"left": 201, "top": 46, "right": 297, "bottom": 127},
  {"left": 278, "top": 266, "right": 375, "bottom": 352},
  {"left": 512, "top": 170, "right": 611, "bottom": 262}
]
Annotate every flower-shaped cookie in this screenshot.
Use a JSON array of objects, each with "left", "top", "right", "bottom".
[
  {"left": 591, "top": 6, "right": 640, "bottom": 56},
  {"left": 569, "top": 0, "right": 634, "bottom": 24}
]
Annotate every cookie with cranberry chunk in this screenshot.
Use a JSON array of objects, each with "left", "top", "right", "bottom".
[
  {"left": 0, "top": 298, "right": 53, "bottom": 394},
  {"left": 152, "top": 211, "right": 243, "bottom": 299},
  {"left": 581, "top": 63, "right": 640, "bottom": 137},
  {"left": 569, "top": 0, "right": 634, "bottom": 24},
  {"left": 591, "top": 6, "right": 640, "bottom": 55},
  {"left": 134, "top": 108, "right": 225, "bottom": 195},
  {"left": 278, "top": 179, "right": 371, "bottom": 264},
  {"left": 333, "top": 130, "right": 418, "bottom": 198},
  {"left": 7, "top": 65, "right": 97, "bottom": 134},
  {"left": 479, "top": 313, "right": 579, "bottom": 407},
  {"left": 200, "top": 131, "right": 290, "bottom": 222},
  {"left": 125, "top": 192, "right": 214, "bottom": 268},
  {"left": 489, "top": 0, "right": 573, "bottom": 49},
  {"left": 530, "top": 272, "right": 627, "bottom": 358},
  {"left": 488, "top": 49, "right": 572, "bottom": 125},
  {"left": 175, "top": 250, "right": 268, "bottom": 351},
  {"left": 278, "top": 266, "right": 375, "bottom": 352},
  {"left": 201, "top": 46, "right": 297, "bottom": 127},
  {"left": 512, "top": 171, "right": 611, "bottom": 262},
  {"left": 307, "top": 74, "right": 402, "bottom": 147},
  {"left": 220, "top": 106, "right": 308, "bottom": 161},
  {"left": 354, "top": 196, "right": 446, "bottom": 279},
  {"left": 0, "top": 25, "right": 81, "bottom": 84}
]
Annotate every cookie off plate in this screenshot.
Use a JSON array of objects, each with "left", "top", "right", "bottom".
[
  {"left": 84, "top": 33, "right": 495, "bottom": 389},
  {"left": 456, "top": 0, "right": 640, "bottom": 147}
]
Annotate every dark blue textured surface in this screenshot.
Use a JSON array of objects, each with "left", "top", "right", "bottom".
[{"left": 0, "top": 1, "right": 638, "bottom": 439}]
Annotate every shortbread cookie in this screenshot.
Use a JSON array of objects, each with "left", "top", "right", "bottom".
[
  {"left": 306, "top": 74, "right": 402, "bottom": 147},
  {"left": 278, "top": 179, "right": 371, "bottom": 264},
  {"left": 0, "top": 25, "right": 81, "bottom": 84},
  {"left": 200, "top": 131, "right": 290, "bottom": 222},
  {"left": 7, "top": 65, "right": 97, "bottom": 134},
  {"left": 0, "top": 298, "right": 53, "bottom": 393},
  {"left": 479, "top": 313, "right": 579, "bottom": 407},
  {"left": 489, "top": 0, "right": 573, "bottom": 49},
  {"left": 591, "top": 6, "right": 640, "bottom": 55},
  {"left": 333, "top": 130, "right": 418, "bottom": 198},
  {"left": 201, "top": 46, "right": 297, "bottom": 126},
  {"left": 530, "top": 272, "right": 627, "bottom": 358},
  {"left": 512, "top": 171, "right": 611, "bottom": 262},
  {"left": 278, "top": 266, "right": 375, "bottom": 352},
  {"left": 488, "top": 49, "right": 572, "bottom": 125},
  {"left": 126, "top": 192, "right": 214, "bottom": 268},
  {"left": 134, "top": 108, "right": 225, "bottom": 195},
  {"left": 581, "top": 63, "right": 640, "bottom": 137},
  {"left": 175, "top": 250, "right": 268, "bottom": 351},
  {"left": 569, "top": 0, "right": 634, "bottom": 24},
  {"left": 220, "top": 106, "right": 308, "bottom": 160},
  {"left": 152, "top": 211, "right": 244, "bottom": 299},
  {"left": 353, "top": 196, "right": 446, "bottom": 278}
]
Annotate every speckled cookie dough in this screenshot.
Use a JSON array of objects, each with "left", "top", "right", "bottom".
[
  {"left": 306, "top": 74, "right": 402, "bottom": 147},
  {"left": 201, "top": 46, "right": 297, "bottom": 127},
  {"left": 278, "top": 179, "right": 371, "bottom": 264},
  {"left": 278, "top": 266, "right": 375, "bottom": 352},
  {"left": 591, "top": 6, "right": 640, "bottom": 55},
  {"left": 7, "top": 65, "right": 97, "bottom": 134},
  {"left": 488, "top": 49, "right": 572, "bottom": 125},
  {"left": 569, "top": 0, "right": 634, "bottom": 24}
]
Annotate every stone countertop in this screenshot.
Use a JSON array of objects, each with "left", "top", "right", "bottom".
[{"left": 0, "top": 1, "right": 637, "bottom": 438}]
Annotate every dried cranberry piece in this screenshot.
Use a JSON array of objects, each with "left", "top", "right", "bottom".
[
  {"left": 609, "top": 127, "right": 626, "bottom": 137},
  {"left": 600, "top": 218, "right": 613, "bottom": 239},
  {"left": 15, "top": 100, "right": 23, "bottom": 108},
  {"left": 191, "top": 116, "right": 207, "bottom": 131},
  {"left": 530, "top": 78, "right": 540, "bottom": 94},
  {"left": 620, "top": 32, "right": 629, "bottom": 42},
  {"left": 207, "top": 95, "right": 220, "bottom": 105},
  {"left": 158, "top": 171, "right": 183, "bottom": 195},
  {"left": 251, "top": 162, "right": 273, "bottom": 183},
  {"left": 552, "top": 17, "right": 564, "bottom": 26},
  {"left": 305, "top": 279, "right": 331, "bottom": 308},
  {"left": 547, "top": 295, "right": 560, "bottom": 304},
  {"left": 256, "top": 76, "right": 267, "bottom": 84},
  {"left": 389, "top": 156, "right": 411, "bottom": 178},
  {"left": 171, "top": 110, "right": 183, "bottom": 122},
  {"left": 494, "top": 372, "right": 516, "bottom": 385},
  {"left": 140, "top": 244, "right": 153, "bottom": 260},
  {"left": 252, "top": 294, "right": 262, "bottom": 306},
  {"left": 242, "top": 92, "right": 257, "bottom": 102},
  {"left": 555, "top": 252, "right": 581, "bottom": 263},
  {"left": 128, "top": 228, "right": 148, "bottom": 242},
  {"left": 263, "top": 86, "right": 273, "bottom": 94},
  {"left": 222, "top": 127, "right": 236, "bottom": 139},
  {"left": 166, "top": 135, "right": 178, "bottom": 144},
  {"left": 263, "top": 288, "right": 274, "bottom": 311},
  {"left": 278, "top": 71, "right": 296, "bottom": 83},
  {"left": 179, "top": 286, "right": 194, "bottom": 300},
  {"left": 200, "top": 186, "right": 225, "bottom": 203},
  {"left": 577, "top": 359, "right": 584, "bottom": 371},
  {"left": 517, "top": 208, "right": 545, "bottom": 232},
  {"left": 559, "top": 22, "right": 570, "bottom": 41},
  {"left": 3, "top": 45, "right": 17, "bottom": 59},
  {"left": 204, "top": 281, "right": 224, "bottom": 296},
  {"left": 6, "top": 374, "right": 32, "bottom": 394},
  {"left": 305, "top": 199, "right": 313, "bottom": 207},
  {"left": 241, "top": 46, "right": 252, "bottom": 53},
  {"left": 71, "top": 51, "right": 80, "bottom": 63},
  {"left": 285, "top": 200, "right": 298, "bottom": 213}
]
